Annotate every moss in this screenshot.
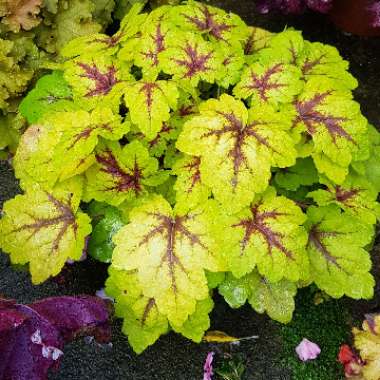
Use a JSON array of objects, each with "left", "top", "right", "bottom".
[{"left": 280, "top": 287, "right": 349, "bottom": 380}]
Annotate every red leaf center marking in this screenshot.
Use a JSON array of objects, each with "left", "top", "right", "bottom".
[
  {"left": 243, "top": 63, "right": 286, "bottom": 102},
  {"left": 139, "top": 82, "right": 160, "bottom": 114},
  {"left": 142, "top": 23, "right": 166, "bottom": 66},
  {"left": 93, "top": 33, "right": 123, "bottom": 47},
  {"left": 12, "top": 193, "right": 77, "bottom": 253},
  {"left": 288, "top": 40, "right": 298, "bottom": 65},
  {"left": 183, "top": 156, "right": 202, "bottom": 192},
  {"left": 308, "top": 225, "right": 345, "bottom": 272},
  {"left": 96, "top": 150, "right": 142, "bottom": 194},
  {"left": 333, "top": 186, "right": 360, "bottom": 205},
  {"left": 301, "top": 53, "right": 327, "bottom": 76},
  {"left": 68, "top": 124, "right": 112, "bottom": 150},
  {"left": 178, "top": 104, "right": 196, "bottom": 116},
  {"left": 232, "top": 204, "right": 294, "bottom": 259},
  {"left": 294, "top": 92, "right": 354, "bottom": 144},
  {"left": 141, "top": 298, "right": 156, "bottom": 326},
  {"left": 244, "top": 29, "right": 266, "bottom": 55},
  {"left": 149, "top": 122, "right": 172, "bottom": 147},
  {"left": 183, "top": 4, "right": 233, "bottom": 41},
  {"left": 202, "top": 111, "right": 273, "bottom": 188},
  {"left": 173, "top": 42, "right": 213, "bottom": 78},
  {"left": 77, "top": 62, "right": 119, "bottom": 97},
  {"left": 139, "top": 213, "right": 206, "bottom": 293}
]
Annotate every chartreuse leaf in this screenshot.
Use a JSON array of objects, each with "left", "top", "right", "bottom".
[
  {"left": 274, "top": 157, "right": 319, "bottom": 191},
  {"left": 14, "top": 107, "right": 129, "bottom": 188},
  {"left": 258, "top": 30, "right": 307, "bottom": 65},
  {"left": 63, "top": 54, "right": 131, "bottom": 111},
  {"left": 172, "top": 296, "right": 214, "bottom": 342},
  {"left": 221, "top": 187, "right": 309, "bottom": 282},
  {"left": 160, "top": 31, "right": 223, "bottom": 90},
  {"left": 353, "top": 314, "right": 380, "bottom": 380},
  {"left": 111, "top": 195, "right": 224, "bottom": 326},
  {"left": 106, "top": 267, "right": 214, "bottom": 353},
  {"left": 61, "top": 32, "right": 123, "bottom": 59},
  {"left": 19, "top": 71, "right": 75, "bottom": 124},
  {"left": 87, "top": 206, "right": 125, "bottom": 263},
  {"left": 124, "top": 79, "right": 179, "bottom": 139},
  {"left": 352, "top": 124, "right": 380, "bottom": 192},
  {"left": 176, "top": 94, "right": 297, "bottom": 213},
  {"left": 0, "top": 113, "right": 24, "bottom": 153},
  {"left": 233, "top": 60, "right": 303, "bottom": 106},
  {"left": 305, "top": 205, "right": 375, "bottom": 299},
  {"left": 293, "top": 78, "right": 369, "bottom": 184},
  {"left": 84, "top": 140, "right": 168, "bottom": 206},
  {"left": 0, "top": 180, "right": 91, "bottom": 284},
  {"left": 243, "top": 26, "right": 273, "bottom": 60},
  {"left": 121, "top": 6, "right": 172, "bottom": 79},
  {"left": 170, "top": 1, "right": 249, "bottom": 44},
  {"left": 308, "top": 174, "right": 380, "bottom": 225},
  {"left": 172, "top": 155, "right": 211, "bottom": 214},
  {"left": 105, "top": 267, "right": 169, "bottom": 353},
  {"left": 300, "top": 41, "right": 358, "bottom": 91},
  {"left": 219, "top": 271, "right": 297, "bottom": 323}
]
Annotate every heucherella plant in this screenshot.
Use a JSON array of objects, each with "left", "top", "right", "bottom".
[{"left": 1, "top": 1, "right": 379, "bottom": 353}]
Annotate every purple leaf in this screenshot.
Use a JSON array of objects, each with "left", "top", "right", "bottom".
[
  {"left": 0, "top": 296, "right": 112, "bottom": 380},
  {"left": 203, "top": 351, "right": 215, "bottom": 380}
]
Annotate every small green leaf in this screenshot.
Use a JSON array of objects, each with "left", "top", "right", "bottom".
[
  {"left": 274, "top": 157, "right": 319, "bottom": 191},
  {"left": 19, "top": 71, "right": 75, "bottom": 124},
  {"left": 88, "top": 206, "right": 125, "bottom": 263}
]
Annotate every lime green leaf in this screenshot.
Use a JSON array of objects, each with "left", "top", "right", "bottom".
[
  {"left": 88, "top": 206, "right": 125, "bottom": 263},
  {"left": 160, "top": 31, "right": 223, "bottom": 89},
  {"left": 84, "top": 140, "right": 168, "bottom": 206},
  {"left": 0, "top": 181, "right": 91, "bottom": 284},
  {"left": 352, "top": 124, "right": 380, "bottom": 192},
  {"left": 308, "top": 174, "right": 380, "bottom": 225},
  {"left": 221, "top": 187, "right": 309, "bottom": 282},
  {"left": 258, "top": 30, "right": 306, "bottom": 65},
  {"left": 124, "top": 80, "right": 179, "bottom": 139},
  {"left": 173, "top": 296, "right": 214, "bottom": 342},
  {"left": 172, "top": 155, "right": 211, "bottom": 214},
  {"left": 170, "top": 2, "right": 249, "bottom": 44},
  {"left": 301, "top": 41, "right": 358, "bottom": 91},
  {"left": 14, "top": 107, "right": 129, "bottom": 187},
  {"left": 19, "top": 71, "right": 75, "bottom": 124},
  {"left": 61, "top": 32, "right": 123, "bottom": 59},
  {"left": 206, "top": 271, "right": 226, "bottom": 289},
  {"left": 176, "top": 94, "right": 297, "bottom": 213},
  {"left": 305, "top": 205, "right": 375, "bottom": 299},
  {"left": 274, "top": 157, "right": 319, "bottom": 191},
  {"left": 105, "top": 267, "right": 169, "bottom": 353},
  {"left": 243, "top": 26, "right": 273, "bottom": 58},
  {"left": 111, "top": 195, "right": 223, "bottom": 325},
  {"left": 122, "top": 6, "right": 172, "bottom": 78},
  {"left": 63, "top": 54, "right": 130, "bottom": 111},
  {"left": 293, "top": 78, "right": 368, "bottom": 184},
  {"left": 234, "top": 61, "right": 303, "bottom": 106}
]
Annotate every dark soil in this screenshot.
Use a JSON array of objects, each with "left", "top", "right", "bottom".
[{"left": 1, "top": 1, "right": 380, "bottom": 379}]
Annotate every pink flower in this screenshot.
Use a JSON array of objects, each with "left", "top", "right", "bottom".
[
  {"left": 296, "top": 338, "right": 321, "bottom": 361},
  {"left": 203, "top": 351, "right": 215, "bottom": 380}
]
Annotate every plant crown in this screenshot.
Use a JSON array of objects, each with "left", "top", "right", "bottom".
[{"left": 1, "top": 1, "right": 380, "bottom": 353}]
